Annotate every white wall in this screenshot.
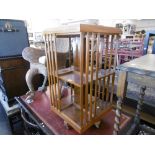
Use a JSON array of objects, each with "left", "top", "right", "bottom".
[
  {"left": 27, "top": 19, "right": 155, "bottom": 33},
  {"left": 134, "top": 19, "right": 155, "bottom": 31},
  {"left": 27, "top": 19, "right": 99, "bottom": 32},
  {"left": 27, "top": 19, "right": 61, "bottom": 32}
]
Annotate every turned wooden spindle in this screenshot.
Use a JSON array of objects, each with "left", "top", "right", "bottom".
[
  {"left": 113, "top": 97, "right": 122, "bottom": 135},
  {"left": 134, "top": 86, "right": 146, "bottom": 124}
]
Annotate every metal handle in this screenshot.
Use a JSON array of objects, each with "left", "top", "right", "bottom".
[{"left": 20, "top": 108, "right": 39, "bottom": 129}]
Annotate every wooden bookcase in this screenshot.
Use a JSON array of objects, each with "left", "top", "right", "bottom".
[{"left": 43, "top": 24, "right": 121, "bottom": 133}]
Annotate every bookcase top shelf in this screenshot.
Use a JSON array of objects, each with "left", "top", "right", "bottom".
[
  {"left": 54, "top": 67, "right": 114, "bottom": 87},
  {"left": 44, "top": 24, "right": 122, "bottom": 35}
]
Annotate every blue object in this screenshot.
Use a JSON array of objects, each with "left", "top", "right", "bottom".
[
  {"left": 143, "top": 30, "right": 155, "bottom": 54},
  {"left": 0, "top": 19, "right": 29, "bottom": 58}
]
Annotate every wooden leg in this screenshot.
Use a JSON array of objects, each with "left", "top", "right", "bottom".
[
  {"left": 113, "top": 97, "right": 122, "bottom": 135},
  {"left": 113, "top": 71, "right": 127, "bottom": 135},
  {"left": 134, "top": 86, "right": 146, "bottom": 124},
  {"left": 126, "top": 85, "right": 147, "bottom": 135}
]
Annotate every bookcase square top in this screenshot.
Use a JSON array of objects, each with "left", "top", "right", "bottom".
[{"left": 43, "top": 24, "right": 122, "bottom": 35}]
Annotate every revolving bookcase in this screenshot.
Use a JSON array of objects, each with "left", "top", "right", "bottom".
[{"left": 44, "top": 24, "right": 121, "bottom": 133}]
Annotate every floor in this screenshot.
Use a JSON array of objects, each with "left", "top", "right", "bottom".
[
  {"left": 0, "top": 103, "right": 12, "bottom": 135},
  {"left": 0, "top": 73, "right": 155, "bottom": 135}
]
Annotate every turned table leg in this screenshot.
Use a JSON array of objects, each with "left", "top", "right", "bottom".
[
  {"left": 113, "top": 97, "right": 123, "bottom": 134},
  {"left": 126, "top": 85, "right": 147, "bottom": 135},
  {"left": 113, "top": 71, "right": 127, "bottom": 135},
  {"left": 134, "top": 86, "right": 146, "bottom": 124}
]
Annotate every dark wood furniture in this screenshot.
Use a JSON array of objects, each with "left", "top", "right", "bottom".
[
  {"left": 0, "top": 57, "right": 46, "bottom": 134},
  {"left": 15, "top": 88, "right": 132, "bottom": 135},
  {"left": 0, "top": 57, "right": 29, "bottom": 101},
  {"left": 0, "top": 57, "right": 29, "bottom": 133},
  {"left": 114, "top": 54, "right": 155, "bottom": 134}
]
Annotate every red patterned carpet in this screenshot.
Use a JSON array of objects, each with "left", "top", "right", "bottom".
[{"left": 21, "top": 90, "right": 131, "bottom": 135}]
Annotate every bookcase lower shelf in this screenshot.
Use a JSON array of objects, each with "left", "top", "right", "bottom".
[{"left": 18, "top": 88, "right": 132, "bottom": 134}]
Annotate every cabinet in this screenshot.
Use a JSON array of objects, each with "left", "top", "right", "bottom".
[{"left": 0, "top": 57, "right": 29, "bottom": 105}]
